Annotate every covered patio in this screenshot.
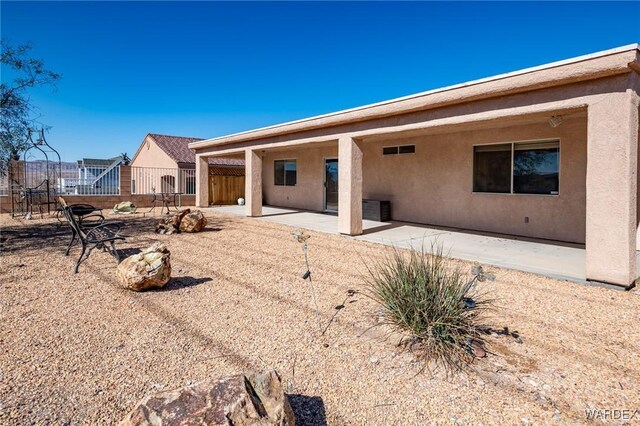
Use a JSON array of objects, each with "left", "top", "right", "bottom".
[{"left": 210, "top": 205, "right": 640, "bottom": 286}]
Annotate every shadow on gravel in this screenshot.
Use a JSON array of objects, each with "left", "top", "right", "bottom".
[
  {"left": 0, "top": 214, "right": 233, "bottom": 256},
  {"left": 0, "top": 220, "right": 69, "bottom": 254},
  {"left": 118, "top": 247, "right": 142, "bottom": 257},
  {"left": 159, "top": 276, "right": 213, "bottom": 291},
  {"left": 288, "top": 394, "right": 327, "bottom": 426}
]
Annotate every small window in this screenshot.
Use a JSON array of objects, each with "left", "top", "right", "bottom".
[
  {"left": 398, "top": 145, "right": 416, "bottom": 154},
  {"left": 274, "top": 160, "right": 296, "bottom": 186},
  {"left": 383, "top": 145, "right": 415, "bottom": 155},
  {"left": 383, "top": 146, "right": 399, "bottom": 155}
]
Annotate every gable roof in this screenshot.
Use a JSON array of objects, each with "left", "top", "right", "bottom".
[
  {"left": 146, "top": 134, "right": 244, "bottom": 166},
  {"left": 78, "top": 156, "right": 124, "bottom": 168}
]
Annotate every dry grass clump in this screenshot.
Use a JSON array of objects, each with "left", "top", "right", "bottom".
[{"left": 365, "top": 245, "right": 493, "bottom": 373}]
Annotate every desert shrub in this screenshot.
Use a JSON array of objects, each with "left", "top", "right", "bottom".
[{"left": 364, "top": 245, "right": 492, "bottom": 373}]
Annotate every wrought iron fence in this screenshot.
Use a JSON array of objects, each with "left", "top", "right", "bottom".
[{"left": 130, "top": 167, "right": 196, "bottom": 195}]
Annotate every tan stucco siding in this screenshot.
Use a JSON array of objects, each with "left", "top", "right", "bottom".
[
  {"left": 129, "top": 137, "right": 182, "bottom": 194},
  {"left": 361, "top": 117, "right": 587, "bottom": 243},
  {"left": 262, "top": 145, "right": 337, "bottom": 211},
  {"left": 131, "top": 137, "right": 178, "bottom": 169}
]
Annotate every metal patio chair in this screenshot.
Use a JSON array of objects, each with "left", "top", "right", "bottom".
[{"left": 59, "top": 197, "right": 125, "bottom": 273}]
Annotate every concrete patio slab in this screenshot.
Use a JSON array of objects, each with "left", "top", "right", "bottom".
[{"left": 209, "top": 205, "right": 639, "bottom": 285}]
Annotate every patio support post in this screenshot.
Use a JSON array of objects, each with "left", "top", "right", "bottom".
[
  {"left": 195, "top": 155, "right": 209, "bottom": 207},
  {"left": 245, "top": 149, "right": 262, "bottom": 217},
  {"left": 585, "top": 90, "right": 639, "bottom": 287},
  {"left": 338, "top": 136, "right": 363, "bottom": 235}
]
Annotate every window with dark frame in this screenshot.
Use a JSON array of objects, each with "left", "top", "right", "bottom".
[
  {"left": 473, "top": 140, "right": 559, "bottom": 195},
  {"left": 383, "top": 145, "right": 415, "bottom": 155},
  {"left": 274, "top": 159, "right": 297, "bottom": 186},
  {"left": 398, "top": 145, "right": 416, "bottom": 154},
  {"left": 383, "top": 146, "right": 399, "bottom": 155}
]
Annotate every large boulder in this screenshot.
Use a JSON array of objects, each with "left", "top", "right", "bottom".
[
  {"left": 156, "top": 209, "right": 190, "bottom": 235},
  {"left": 120, "top": 370, "right": 295, "bottom": 426},
  {"left": 116, "top": 243, "right": 171, "bottom": 291},
  {"left": 179, "top": 210, "right": 208, "bottom": 233}
]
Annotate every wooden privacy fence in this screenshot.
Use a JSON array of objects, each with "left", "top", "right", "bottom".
[{"left": 209, "top": 168, "right": 245, "bottom": 205}]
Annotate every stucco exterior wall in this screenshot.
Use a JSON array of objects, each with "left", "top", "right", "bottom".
[
  {"left": 362, "top": 117, "right": 587, "bottom": 243},
  {"left": 131, "top": 136, "right": 178, "bottom": 169},
  {"left": 259, "top": 117, "right": 586, "bottom": 243},
  {"left": 262, "top": 145, "right": 338, "bottom": 211}
]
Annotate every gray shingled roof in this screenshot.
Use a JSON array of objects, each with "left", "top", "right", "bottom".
[{"left": 148, "top": 134, "right": 244, "bottom": 167}]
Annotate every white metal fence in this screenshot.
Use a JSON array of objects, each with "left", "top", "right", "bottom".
[
  {"left": 1, "top": 161, "right": 121, "bottom": 196},
  {"left": 59, "top": 164, "right": 121, "bottom": 195},
  {"left": 131, "top": 167, "right": 196, "bottom": 195}
]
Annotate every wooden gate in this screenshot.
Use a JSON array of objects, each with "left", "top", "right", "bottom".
[{"left": 208, "top": 172, "right": 245, "bottom": 205}]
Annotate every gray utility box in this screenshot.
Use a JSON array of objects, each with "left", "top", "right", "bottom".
[{"left": 362, "top": 199, "right": 391, "bottom": 222}]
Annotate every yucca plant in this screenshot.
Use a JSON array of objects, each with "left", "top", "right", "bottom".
[{"left": 364, "top": 244, "right": 494, "bottom": 374}]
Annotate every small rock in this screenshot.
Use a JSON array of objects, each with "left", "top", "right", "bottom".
[
  {"left": 370, "top": 356, "right": 379, "bottom": 364},
  {"left": 470, "top": 340, "right": 487, "bottom": 358}
]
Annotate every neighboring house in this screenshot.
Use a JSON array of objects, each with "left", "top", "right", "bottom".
[
  {"left": 72, "top": 156, "right": 125, "bottom": 194},
  {"left": 190, "top": 44, "right": 640, "bottom": 288},
  {"left": 130, "top": 133, "right": 245, "bottom": 203}
]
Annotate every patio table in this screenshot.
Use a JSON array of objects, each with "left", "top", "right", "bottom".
[{"left": 147, "top": 192, "right": 184, "bottom": 215}]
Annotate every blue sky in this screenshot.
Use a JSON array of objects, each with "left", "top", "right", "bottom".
[{"left": 1, "top": 1, "right": 639, "bottom": 161}]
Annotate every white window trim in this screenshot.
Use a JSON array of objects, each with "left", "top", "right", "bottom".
[
  {"left": 472, "top": 138, "right": 561, "bottom": 197},
  {"left": 274, "top": 158, "right": 297, "bottom": 187}
]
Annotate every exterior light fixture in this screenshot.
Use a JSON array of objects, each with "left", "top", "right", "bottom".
[{"left": 548, "top": 115, "right": 563, "bottom": 128}]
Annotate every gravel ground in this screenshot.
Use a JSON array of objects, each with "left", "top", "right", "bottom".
[{"left": 1, "top": 210, "right": 639, "bottom": 425}]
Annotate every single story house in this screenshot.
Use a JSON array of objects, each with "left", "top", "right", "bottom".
[
  {"left": 131, "top": 133, "right": 245, "bottom": 203},
  {"left": 189, "top": 44, "right": 640, "bottom": 288}
]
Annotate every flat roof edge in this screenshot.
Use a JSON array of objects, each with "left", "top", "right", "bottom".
[{"left": 191, "top": 44, "right": 640, "bottom": 150}]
